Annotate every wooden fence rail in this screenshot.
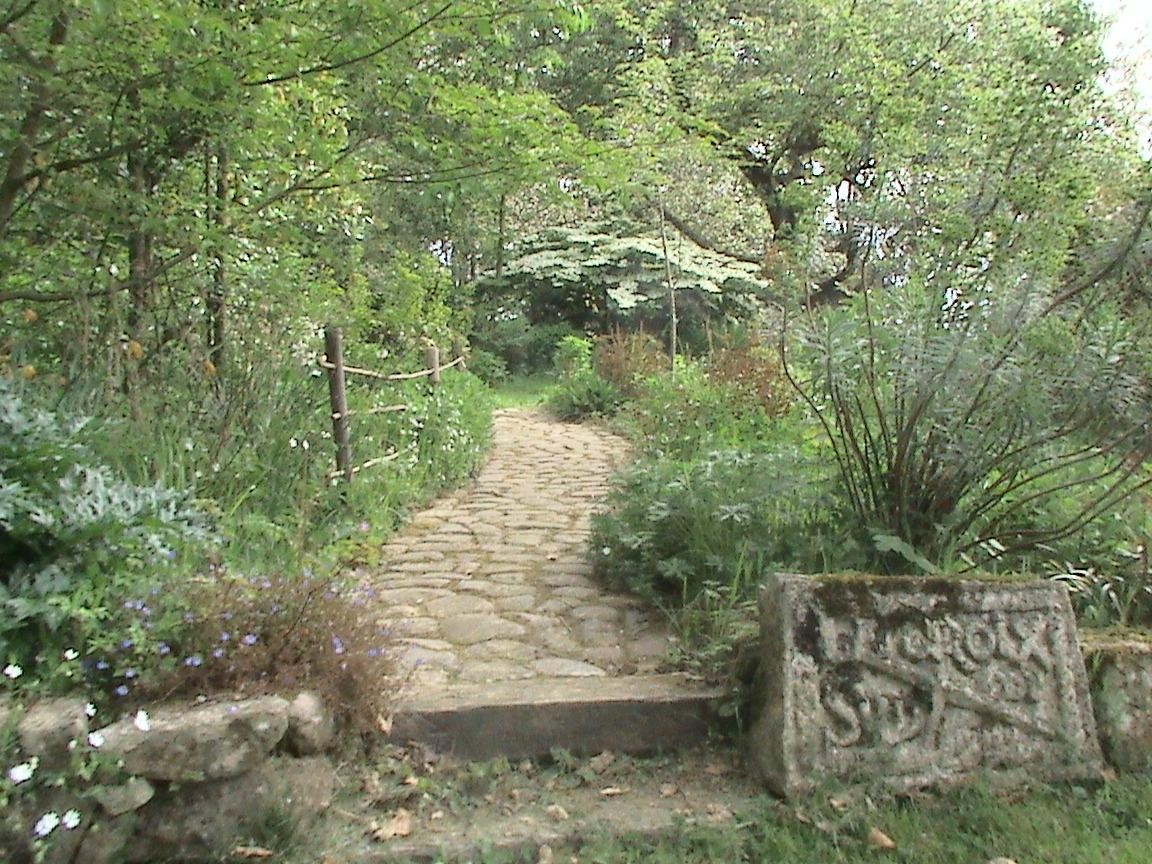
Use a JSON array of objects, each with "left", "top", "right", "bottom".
[{"left": 320, "top": 325, "right": 464, "bottom": 483}]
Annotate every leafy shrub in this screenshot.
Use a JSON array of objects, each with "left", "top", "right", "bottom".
[
  {"left": 553, "top": 334, "right": 594, "bottom": 375},
  {"left": 620, "top": 361, "right": 777, "bottom": 461},
  {"left": 545, "top": 335, "right": 624, "bottom": 420},
  {"left": 545, "top": 370, "right": 624, "bottom": 421},
  {"left": 0, "top": 379, "right": 208, "bottom": 680},
  {"left": 590, "top": 444, "right": 854, "bottom": 602},
  {"left": 470, "top": 315, "right": 577, "bottom": 375},
  {"left": 465, "top": 347, "right": 508, "bottom": 385},
  {"left": 787, "top": 284, "right": 1152, "bottom": 574},
  {"left": 130, "top": 566, "right": 396, "bottom": 730},
  {"left": 593, "top": 329, "right": 667, "bottom": 397},
  {"left": 705, "top": 336, "right": 792, "bottom": 419}
]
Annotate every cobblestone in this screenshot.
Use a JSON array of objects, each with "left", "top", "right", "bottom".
[{"left": 363, "top": 408, "right": 674, "bottom": 686}]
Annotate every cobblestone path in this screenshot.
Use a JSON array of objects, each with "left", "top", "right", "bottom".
[{"left": 366, "top": 409, "right": 673, "bottom": 688}]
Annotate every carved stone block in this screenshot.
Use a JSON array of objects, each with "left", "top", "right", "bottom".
[{"left": 750, "top": 574, "right": 1103, "bottom": 796}]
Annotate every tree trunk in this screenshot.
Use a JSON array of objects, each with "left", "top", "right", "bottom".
[{"left": 208, "top": 143, "right": 229, "bottom": 369}]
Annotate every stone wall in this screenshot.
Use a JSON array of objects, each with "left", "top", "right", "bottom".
[{"left": 1, "top": 692, "right": 339, "bottom": 863}]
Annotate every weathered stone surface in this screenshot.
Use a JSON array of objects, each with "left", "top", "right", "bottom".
[
  {"left": 17, "top": 697, "right": 90, "bottom": 768},
  {"left": 532, "top": 658, "right": 606, "bottom": 677},
  {"left": 121, "top": 755, "right": 336, "bottom": 863},
  {"left": 286, "top": 691, "right": 336, "bottom": 756},
  {"left": 440, "top": 613, "right": 526, "bottom": 645},
  {"left": 1082, "top": 635, "right": 1152, "bottom": 773},
  {"left": 94, "top": 777, "right": 156, "bottom": 816},
  {"left": 98, "top": 696, "right": 289, "bottom": 782},
  {"left": 750, "top": 574, "right": 1103, "bottom": 796}
]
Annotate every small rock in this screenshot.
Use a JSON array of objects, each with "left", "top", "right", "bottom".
[
  {"left": 545, "top": 804, "right": 569, "bottom": 821},
  {"left": 285, "top": 692, "right": 335, "bottom": 756},
  {"left": 94, "top": 777, "right": 155, "bottom": 816},
  {"left": 18, "top": 698, "right": 90, "bottom": 769}
]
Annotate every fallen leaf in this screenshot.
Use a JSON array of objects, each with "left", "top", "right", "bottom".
[
  {"left": 430, "top": 810, "right": 444, "bottom": 820},
  {"left": 828, "top": 794, "right": 853, "bottom": 812},
  {"left": 538, "top": 844, "right": 555, "bottom": 864},
  {"left": 588, "top": 751, "right": 616, "bottom": 774},
  {"left": 793, "top": 809, "right": 811, "bottom": 824},
  {"left": 376, "top": 713, "right": 393, "bottom": 735},
  {"left": 402, "top": 775, "right": 420, "bottom": 787},
  {"left": 659, "top": 783, "right": 679, "bottom": 798},
  {"left": 368, "top": 809, "right": 413, "bottom": 841},
  {"left": 867, "top": 827, "right": 897, "bottom": 850},
  {"left": 546, "top": 804, "right": 570, "bottom": 822},
  {"left": 986, "top": 859, "right": 1019, "bottom": 864},
  {"left": 599, "top": 786, "right": 629, "bottom": 797},
  {"left": 230, "top": 847, "right": 275, "bottom": 859}
]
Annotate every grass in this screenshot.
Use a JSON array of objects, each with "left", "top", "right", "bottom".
[
  {"left": 567, "top": 778, "right": 1152, "bottom": 864},
  {"left": 491, "top": 373, "right": 556, "bottom": 408}
]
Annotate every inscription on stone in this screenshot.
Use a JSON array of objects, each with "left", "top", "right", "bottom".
[{"left": 750, "top": 575, "right": 1103, "bottom": 796}]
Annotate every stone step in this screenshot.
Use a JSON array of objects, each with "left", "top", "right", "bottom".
[{"left": 386, "top": 674, "right": 724, "bottom": 761}]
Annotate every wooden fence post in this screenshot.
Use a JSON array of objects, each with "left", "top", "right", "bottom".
[
  {"left": 424, "top": 342, "right": 441, "bottom": 387},
  {"left": 324, "top": 326, "right": 353, "bottom": 483}
]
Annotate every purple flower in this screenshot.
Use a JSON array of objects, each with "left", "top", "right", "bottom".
[
  {"left": 367, "top": 647, "right": 383, "bottom": 658},
  {"left": 119, "top": 639, "right": 133, "bottom": 650},
  {"left": 124, "top": 668, "right": 137, "bottom": 679},
  {"left": 241, "top": 634, "right": 258, "bottom": 646},
  {"left": 184, "top": 654, "right": 203, "bottom": 668},
  {"left": 157, "top": 643, "right": 171, "bottom": 656},
  {"left": 212, "top": 647, "right": 224, "bottom": 659},
  {"left": 331, "top": 636, "right": 345, "bottom": 655},
  {"left": 219, "top": 632, "right": 231, "bottom": 642},
  {"left": 95, "top": 660, "right": 110, "bottom": 671},
  {"left": 114, "top": 685, "right": 129, "bottom": 697}
]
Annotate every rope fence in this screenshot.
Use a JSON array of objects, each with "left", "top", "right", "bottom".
[{"left": 320, "top": 325, "right": 465, "bottom": 483}]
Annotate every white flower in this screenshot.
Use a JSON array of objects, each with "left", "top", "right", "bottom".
[
  {"left": 84, "top": 703, "right": 97, "bottom": 718},
  {"left": 62, "top": 648, "right": 79, "bottom": 661},
  {"left": 2, "top": 663, "right": 22, "bottom": 679},
  {"left": 87, "top": 731, "right": 105, "bottom": 749},
  {"left": 301, "top": 439, "right": 310, "bottom": 451},
  {"left": 289, "top": 437, "right": 299, "bottom": 448},
  {"left": 33, "top": 811, "right": 60, "bottom": 837},
  {"left": 8, "top": 757, "right": 38, "bottom": 784},
  {"left": 133, "top": 710, "right": 151, "bottom": 732},
  {"left": 62, "top": 810, "right": 81, "bottom": 830}
]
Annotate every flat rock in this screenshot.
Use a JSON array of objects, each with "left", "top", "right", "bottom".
[
  {"left": 440, "top": 614, "right": 526, "bottom": 645},
  {"left": 750, "top": 574, "right": 1104, "bottom": 796},
  {"left": 98, "top": 696, "right": 289, "bottom": 782},
  {"left": 532, "top": 658, "right": 607, "bottom": 677}
]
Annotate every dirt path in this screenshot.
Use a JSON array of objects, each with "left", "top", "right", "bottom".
[{"left": 363, "top": 408, "right": 674, "bottom": 688}]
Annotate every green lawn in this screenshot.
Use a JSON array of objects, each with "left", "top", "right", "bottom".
[
  {"left": 568, "top": 778, "right": 1152, "bottom": 864},
  {"left": 491, "top": 373, "right": 556, "bottom": 409}
]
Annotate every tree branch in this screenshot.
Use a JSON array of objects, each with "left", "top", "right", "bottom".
[
  {"left": 659, "top": 206, "right": 760, "bottom": 264},
  {"left": 243, "top": 2, "right": 455, "bottom": 87}
]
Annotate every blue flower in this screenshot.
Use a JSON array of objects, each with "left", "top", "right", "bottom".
[
  {"left": 184, "top": 655, "right": 203, "bottom": 668},
  {"left": 114, "top": 685, "right": 129, "bottom": 697}
]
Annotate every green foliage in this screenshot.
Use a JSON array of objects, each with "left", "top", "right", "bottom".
[
  {"left": 591, "top": 444, "right": 852, "bottom": 602},
  {"left": 469, "top": 316, "right": 579, "bottom": 376},
  {"left": 619, "top": 362, "right": 777, "bottom": 461},
  {"left": 473, "top": 223, "right": 767, "bottom": 336},
  {"left": 787, "top": 282, "right": 1152, "bottom": 575},
  {"left": 0, "top": 380, "right": 207, "bottom": 678},
  {"left": 544, "top": 370, "right": 624, "bottom": 422},
  {"left": 465, "top": 348, "right": 509, "bottom": 386}
]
